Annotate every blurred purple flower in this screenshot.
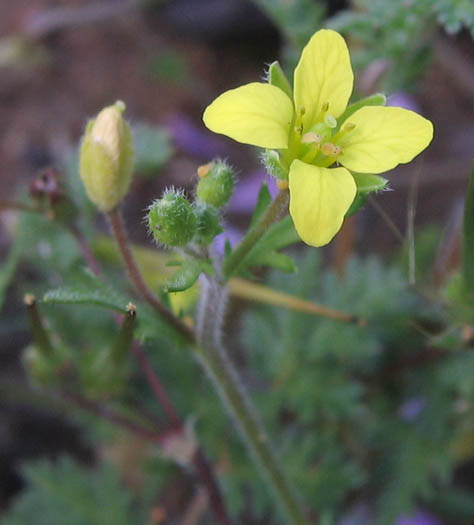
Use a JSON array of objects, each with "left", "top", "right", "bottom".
[
  {"left": 387, "top": 92, "right": 421, "bottom": 113},
  {"left": 398, "top": 397, "right": 426, "bottom": 421},
  {"left": 228, "top": 169, "right": 278, "bottom": 214},
  {"left": 214, "top": 226, "right": 242, "bottom": 255},
  {"left": 167, "top": 114, "right": 229, "bottom": 160},
  {"left": 396, "top": 511, "right": 443, "bottom": 525}
]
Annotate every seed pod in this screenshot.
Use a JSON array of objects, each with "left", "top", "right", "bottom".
[
  {"left": 147, "top": 189, "right": 197, "bottom": 247},
  {"left": 79, "top": 101, "right": 134, "bottom": 212}
]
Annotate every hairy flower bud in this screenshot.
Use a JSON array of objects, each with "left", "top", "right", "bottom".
[
  {"left": 196, "top": 160, "right": 234, "bottom": 208},
  {"left": 79, "top": 101, "right": 134, "bottom": 212},
  {"left": 147, "top": 189, "right": 197, "bottom": 247},
  {"left": 194, "top": 203, "right": 223, "bottom": 245}
]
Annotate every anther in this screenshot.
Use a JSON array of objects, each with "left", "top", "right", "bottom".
[
  {"left": 301, "top": 132, "right": 322, "bottom": 145},
  {"left": 321, "top": 142, "right": 342, "bottom": 157},
  {"left": 276, "top": 179, "right": 289, "bottom": 190},
  {"left": 197, "top": 162, "right": 213, "bottom": 178}
]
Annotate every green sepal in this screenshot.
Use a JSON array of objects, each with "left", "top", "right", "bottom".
[
  {"left": 164, "top": 259, "right": 213, "bottom": 293},
  {"left": 346, "top": 173, "right": 388, "bottom": 217},
  {"left": 267, "top": 61, "right": 293, "bottom": 99},
  {"left": 462, "top": 163, "right": 474, "bottom": 294},
  {"left": 339, "top": 93, "right": 386, "bottom": 125}
]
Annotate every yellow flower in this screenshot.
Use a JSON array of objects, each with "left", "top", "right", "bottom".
[{"left": 203, "top": 30, "right": 433, "bottom": 247}]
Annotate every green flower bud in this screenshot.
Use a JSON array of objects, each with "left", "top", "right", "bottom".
[
  {"left": 196, "top": 160, "right": 234, "bottom": 208},
  {"left": 79, "top": 100, "right": 134, "bottom": 212},
  {"left": 194, "top": 203, "right": 223, "bottom": 245},
  {"left": 148, "top": 189, "right": 197, "bottom": 247},
  {"left": 261, "top": 149, "right": 288, "bottom": 180}
]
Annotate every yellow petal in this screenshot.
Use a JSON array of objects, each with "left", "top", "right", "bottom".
[
  {"left": 288, "top": 160, "right": 356, "bottom": 247},
  {"left": 294, "top": 29, "right": 353, "bottom": 128},
  {"left": 338, "top": 106, "right": 434, "bottom": 173},
  {"left": 202, "top": 82, "right": 293, "bottom": 149}
]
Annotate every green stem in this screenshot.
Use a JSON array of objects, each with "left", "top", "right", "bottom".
[
  {"left": 109, "top": 203, "right": 306, "bottom": 523},
  {"left": 196, "top": 277, "right": 307, "bottom": 524},
  {"left": 223, "top": 189, "right": 289, "bottom": 279}
]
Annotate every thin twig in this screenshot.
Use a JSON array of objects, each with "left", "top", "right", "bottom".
[
  {"left": 61, "top": 389, "right": 162, "bottom": 442},
  {"left": 368, "top": 195, "right": 405, "bottom": 243},
  {"left": 131, "top": 343, "right": 181, "bottom": 427},
  {"left": 0, "top": 200, "right": 42, "bottom": 214},
  {"left": 107, "top": 208, "right": 195, "bottom": 343},
  {"left": 407, "top": 165, "right": 421, "bottom": 285}
]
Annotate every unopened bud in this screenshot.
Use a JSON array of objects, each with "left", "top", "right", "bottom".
[
  {"left": 261, "top": 149, "right": 288, "bottom": 180},
  {"left": 194, "top": 203, "right": 223, "bottom": 245},
  {"left": 79, "top": 101, "right": 134, "bottom": 212},
  {"left": 196, "top": 160, "right": 234, "bottom": 208},
  {"left": 147, "top": 189, "right": 197, "bottom": 247}
]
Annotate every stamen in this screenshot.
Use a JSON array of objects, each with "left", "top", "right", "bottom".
[
  {"left": 314, "top": 101, "right": 330, "bottom": 123},
  {"left": 331, "top": 122, "right": 356, "bottom": 142},
  {"left": 276, "top": 179, "right": 289, "bottom": 190},
  {"left": 301, "top": 132, "right": 322, "bottom": 145},
  {"left": 321, "top": 142, "right": 342, "bottom": 157},
  {"left": 293, "top": 106, "right": 306, "bottom": 135}
]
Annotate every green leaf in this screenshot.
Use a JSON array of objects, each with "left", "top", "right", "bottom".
[
  {"left": 250, "top": 183, "right": 272, "bottom": 228},
  {"left": 238, "top": 216, "right": 300, "bottom": 274},
  {"left": 164, "top": 258, "right": 211, "bottom": 293},
  {"left": 462, "top": 163, "right": 474, "bottom": 293},
  {"left": 2, "top": 457, "right": 135, "bottom": 525},
  {"left": 42, "top": 270, "right": 130, "bottom": 313},
  {"left": 132, "top": 123, "right": 173, "bottom": 176},
  {"left": 267, "top": 60, "right": 293, "bottom": 99}
]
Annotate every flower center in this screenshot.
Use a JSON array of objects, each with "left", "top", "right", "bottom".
[{"left": 288, "top": 102, "right": 356, "bottom": 169}]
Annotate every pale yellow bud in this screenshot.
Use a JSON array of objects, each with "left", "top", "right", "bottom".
[{"left": 79, "top": 101, "right": 134, "bottom": 212}]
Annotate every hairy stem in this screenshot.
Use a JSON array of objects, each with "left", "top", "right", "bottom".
[
  {"left": 196, "top": 277, "right": 307, "bottom": 524},
  {"left": 107, "top": 208, "right": 195, "bottom": 343},
  {"left": 108, "top": 204, "right": 306, "bottom": 523},
  {"left": 222, "top": 189, "right": 289, "bottom": 280}
]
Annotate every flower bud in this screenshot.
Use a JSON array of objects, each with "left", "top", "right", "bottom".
[
  {"left": 79, "top": 101, "right": 134, "bottom": 212},
  {"left": 194, "top": 203, "right": 223, "bottom": 245},
  {"left": 261, "top": 149, "right": 288, "bottom": 180},
  {"left": 147, "top": 189, "right": 197, "bottom": 247},
  {"left": 196, "top": 160, "right": 234, "bottom": 208}
]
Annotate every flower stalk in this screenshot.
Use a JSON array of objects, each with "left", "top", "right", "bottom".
[{"left": 222, "top": 189, "right": 290, "bottom": 280}]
